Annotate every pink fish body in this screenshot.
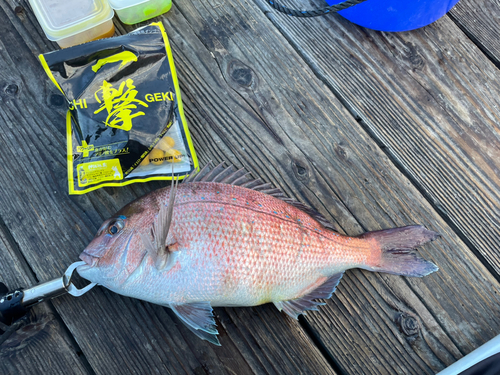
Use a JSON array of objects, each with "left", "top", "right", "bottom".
[{"left": 78, "top": 164, "right": 438, "bottom": 345}]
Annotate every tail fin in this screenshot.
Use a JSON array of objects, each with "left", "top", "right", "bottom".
[{"left": 360, "top": 225, "right": 439, "bottom": 277}]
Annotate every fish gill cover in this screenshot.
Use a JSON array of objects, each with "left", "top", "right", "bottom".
[{"left": 39, "top": 22, "right": 198, "bottom": 194}]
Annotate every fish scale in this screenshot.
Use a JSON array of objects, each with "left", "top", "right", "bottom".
[
  {"left": 77, "top": 163, "right": 439, "bottom": 345},
  {"left": 161, "top": 183, "right": 371, "bottom": 305}
]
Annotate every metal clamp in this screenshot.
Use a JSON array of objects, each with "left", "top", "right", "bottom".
[
  {"left": 22, "top": 261, "right": 97, "bottom": 306},
  {"left": 1, "top": 260, "right": 97, "bottom": 314},
  {"left": 1, "top": 261, "right": 96, "bottom": 326},
  {"left": 63, "top": 261, "right": 97, "bottom": 297}
]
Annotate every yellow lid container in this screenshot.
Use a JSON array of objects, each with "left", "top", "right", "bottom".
[
  {"left": 108, "top": 0, "right": 172, "bottom": 25},
  {"left": 29, "top": 0, "right": 115, "bottom": 48}
]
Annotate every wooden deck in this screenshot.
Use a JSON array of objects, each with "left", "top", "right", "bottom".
[{"left": 1, "top": 0, "right": 500, "bottom": 373}]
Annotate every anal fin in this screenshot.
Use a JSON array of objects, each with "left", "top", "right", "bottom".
[
  {"left": 170, "top": 302, "right": 220, "bottom": 346},
  {"left": 274, "top": 272, "right": 344, "bottom": 320}
]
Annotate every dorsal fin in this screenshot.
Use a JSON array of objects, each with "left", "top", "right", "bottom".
[
  {"left": 184, "top": 162, "right": 337, "bottom": 231},
  {"left": 279, "top": 198, "right": 335, "bottom": 230},
  {"left": 200, "top": 163, "right": 227, "bottom": 182}
]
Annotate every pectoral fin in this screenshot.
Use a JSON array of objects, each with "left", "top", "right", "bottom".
[
  {"left": 141, "top": 172, "right": 180, "bottom": 271},
  {"left": 170, "top": 302, "right": 220, "bottom": 346},
  {"left": 274, "top": 272, "right": 344, "bottom": 320}
]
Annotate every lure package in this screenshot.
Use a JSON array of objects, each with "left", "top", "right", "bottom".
[{"left": 40, "top": 22, "right": 198, "bottom": 194}]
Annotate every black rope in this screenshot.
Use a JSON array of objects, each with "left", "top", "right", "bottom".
[{"left": 266, "top": 0, "right": 368, "bottom": 17}]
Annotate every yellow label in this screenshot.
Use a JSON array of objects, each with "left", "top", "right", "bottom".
[
  {"left": 77, "top": 141, "right": 94, "bottom": 158},
  {"left": 77, "top": 159, "right": 123, "bottom": 187}
]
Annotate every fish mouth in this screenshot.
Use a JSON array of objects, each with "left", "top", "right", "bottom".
[{"left": 79, "top": 251, "right": 99, "bottom": 268}]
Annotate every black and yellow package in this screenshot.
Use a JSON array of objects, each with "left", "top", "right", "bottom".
[{"left": 39, "top": 22, "right": 198, "bottom": 194}]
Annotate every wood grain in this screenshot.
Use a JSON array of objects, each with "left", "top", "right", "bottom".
[
  {"left": 0, "top": 1, "right": 337, "bottom": 374},
  {"left": 0, "top": 220, "right": 89, "bottom": 375},
  {"left": 1, "top": 0, "right": 500, "bottom": 373},
  {"left": 156, "top": 0, "right": 500, "bottom": 373},
  {"left": 449, "top": 0, "right": 500, "bottom": 66},
  {"left": 257, "top": 0, "right": 500, "bottom": 280}
]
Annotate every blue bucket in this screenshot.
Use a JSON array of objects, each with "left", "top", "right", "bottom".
[{"left": 326, "top": 0, "right": 460, "bottom": 32}]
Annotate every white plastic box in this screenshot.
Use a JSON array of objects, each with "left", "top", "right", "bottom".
[
  {"left": 29, "top": 0, "right": 115, "bottom": 48},
  {"left": 108, "top": 0, "right": 172, "bottom": 25}
]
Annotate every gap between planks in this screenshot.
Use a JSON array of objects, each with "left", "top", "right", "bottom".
[
  {"left": 252, "top": 0, "right": 500, "bottom": 286},
  {"left": 0, "top": 213, "right": 97, "bottom": 375}
]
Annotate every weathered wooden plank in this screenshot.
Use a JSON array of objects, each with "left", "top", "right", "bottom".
[
  {"left": 449, "top": 0, "right": 500, "bottom": 66},
  {"left": 0, "top": 1, "right": 337, "bottom": 374},
  {"left": 2, "top": 0, "right": 500, "bottom": 374},
  {"left": 256, "top": 0, "right": 500, "bottom": 283},
  {"left": 150, "top": 0, "right": 500, "bottom": 373},
  {"left": 0, "top": 222, "right": 90, "bottom": 375}
]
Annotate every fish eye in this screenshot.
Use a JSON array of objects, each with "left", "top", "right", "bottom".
[{"left": 107, "top": 219, "right": 125, "bottom": 235}]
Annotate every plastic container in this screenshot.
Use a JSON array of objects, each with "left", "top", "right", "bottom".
[
  {"left": 108, "top": 0, "right": 172, "bottom": 25},
  {"left": 29, "top": 0, "right": 115, "bottom": 48},
  {"left": 327, "top": 0, "right": 461, "bottom": 32}
]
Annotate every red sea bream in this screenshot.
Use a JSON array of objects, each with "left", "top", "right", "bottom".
[{"left": 77, "top": 163, "right": 439, "bottom": 345}]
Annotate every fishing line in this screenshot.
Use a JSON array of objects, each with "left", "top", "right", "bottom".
[{"left": 265, "top": 0, "right": 367, "bottom": 18}]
